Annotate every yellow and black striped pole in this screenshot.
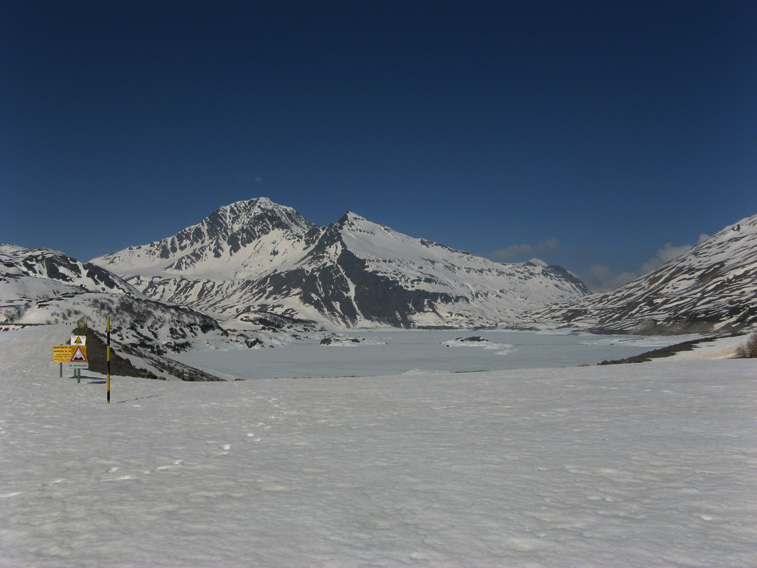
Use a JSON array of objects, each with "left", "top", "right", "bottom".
[{"left": 106, "top": 317, "right": 111, "bottom": 403}]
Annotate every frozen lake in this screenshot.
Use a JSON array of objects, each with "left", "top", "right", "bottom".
[{"left": 174, "top": 330, "right": 694, "bottom": 380}]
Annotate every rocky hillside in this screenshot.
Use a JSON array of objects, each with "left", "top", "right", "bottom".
[
  {"left": 0, "top": 244, "right": 228, "bottom": 354},
  {"left": 523, "top": 214, "right": 757, "bottom": 334}
]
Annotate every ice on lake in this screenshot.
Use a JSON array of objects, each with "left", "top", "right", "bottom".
[{"left": 174, "top": 330, "right": 699, "bottom": 380}]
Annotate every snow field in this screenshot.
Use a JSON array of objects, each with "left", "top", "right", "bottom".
[{"left": 1, "top": 325, "right": 755, "bottom": 567}]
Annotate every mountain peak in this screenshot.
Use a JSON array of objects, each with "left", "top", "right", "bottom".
[
  {"left": 211, "top": 197, "right": 302, "bottom": 228},
  {"left": 92, "top": 198, "right": 316, "bottom": 276},
  {"left": 254, "top": 196, "right": 274, "bottom": 207},
  {"left": 525, "top": 258, "right": 548, "bottom": 268},
  {"left": 337, "top": 211, "right": 369, "bottom": 225}
]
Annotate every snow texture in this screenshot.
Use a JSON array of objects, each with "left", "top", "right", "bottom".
[{"left": 1, "top": 325, "right": 755, "bottom": 567}]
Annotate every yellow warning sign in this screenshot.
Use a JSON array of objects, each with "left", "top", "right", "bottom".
[
  {"left": 70, "top": 346, "right": 88, "bottom": 363},
  {"left": 71, "top": 335, "right": 86, "bottom": 346},
  {"left": 53, "top": 345, "right": 72, "bottom": 363}
]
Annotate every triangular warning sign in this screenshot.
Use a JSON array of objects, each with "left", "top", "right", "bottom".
[
  {"left": 70, "top": 346, "right": 88, "bottom": 362},
  {"left": 73, "top": 336, "right": 83, "bottom": 344}
]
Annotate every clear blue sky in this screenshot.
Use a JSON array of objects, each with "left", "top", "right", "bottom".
[{"left": 2, "top": 0, "right": 755, "bottom": 290}]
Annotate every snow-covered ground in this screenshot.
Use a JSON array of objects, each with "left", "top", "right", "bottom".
[
  {"left": 1, "top": 325, "right": 755, "bottom": 567},
  {"left": 665, "top": 334, "right": 753, "bottom": 362}
]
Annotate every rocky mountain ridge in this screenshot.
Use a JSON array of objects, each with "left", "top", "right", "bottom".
[
  {"left": 522, "top": 213, "right": 757, "bottom": 334},
  {"left": 0, "top": 243, "right": 228, "bottom": 358},
  {"left": 93, "top": 198, "right": 590, "bottom": 329},
  {"left": 4, "top": 200, "right": 755, "bottom": 357}
]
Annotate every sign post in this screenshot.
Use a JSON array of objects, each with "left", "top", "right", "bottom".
[
  {"left": 53, "top": 345, "right": 70, "bottom": 377},
  {"left": 70, "top": 345, "right": 87, "bottom": 382},
  {"left": 53, "top": 344, "right": 87, "bottom": 380},
  {"left": 106, "top": 317, "right": 111, "bottom": 403}
]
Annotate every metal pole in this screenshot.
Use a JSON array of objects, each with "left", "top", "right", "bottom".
[{"left": 106, "top": 317, "right": 111, "bottom": 403}]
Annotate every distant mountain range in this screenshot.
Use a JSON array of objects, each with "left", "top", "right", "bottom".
[
  {"left": 2, "top": 198, "right": 755, "bottom": 360},
  {"left": 91, "top": 197, "right": 589, "bottom": 329}
]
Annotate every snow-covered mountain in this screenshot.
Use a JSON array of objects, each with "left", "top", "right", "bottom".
[
  {"left": 523, "top": 214, "right": 757, "bottom": 334},
  {"left": 92, "top": 197, "right": 589, "bottom": 328},
  {"left": 248, "top": 212, "right": 589, "bottom": 328},
  {"left": 0, "top": 244, "right": 227, "bottom": 353},
  {"left": 1, "top": 243, "right": 139, "bottom": 298},
  {"left": 6, "top": 202, "right": 755, "bottom": 339},
  {"left": 92, "top": 197, "right": 319, "bottom": 279}
]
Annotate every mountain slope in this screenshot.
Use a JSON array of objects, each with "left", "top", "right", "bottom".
[
  {"left": 0, "top": 244, "right": 227, "bottom": 352},
  {"left": 524, "top": 214, "right": 757, "bottom": 334},
  {"left": 252, "top": 212, "right": 589, "bottom": 327},
  {"left": 92, "top": 198, "right": 590, "bottom": 329},
  {"left": 1, "top": 243, "right": 141, "bottom": 297}
]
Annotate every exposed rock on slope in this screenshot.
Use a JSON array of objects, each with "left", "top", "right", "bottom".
[
  {"left": 524, "top": 214, "right": 757, "bottom": 334},
  {"left": 92, "top": 198, "right": 589, "bottom": 328},
  {"left": 0, "top": 244, "right": 227, "bottom": 353}
]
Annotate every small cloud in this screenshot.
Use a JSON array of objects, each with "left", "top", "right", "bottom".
[
  {"left": 490, "top": 238, "right": 560, "bottom": 262},
  {"left": 581, "top": 264, "right": 638, "bottom": 293},
  {"left": 582, "top": 241, "right": 695, "bottom": 292},
  {"left": 638, "top": 242, "right": 694, "bottom": 275},
  {"left": 239, "top": 174, "right": 263, "bottom": 184}
]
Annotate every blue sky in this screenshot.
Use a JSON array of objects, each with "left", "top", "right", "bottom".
[{"left": 2, "top": 1, "right": 755, "bottom": 291}]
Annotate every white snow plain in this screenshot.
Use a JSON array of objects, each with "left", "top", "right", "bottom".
[{"left": 1, "top": 325, "right": 755, "bottom": 567}]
